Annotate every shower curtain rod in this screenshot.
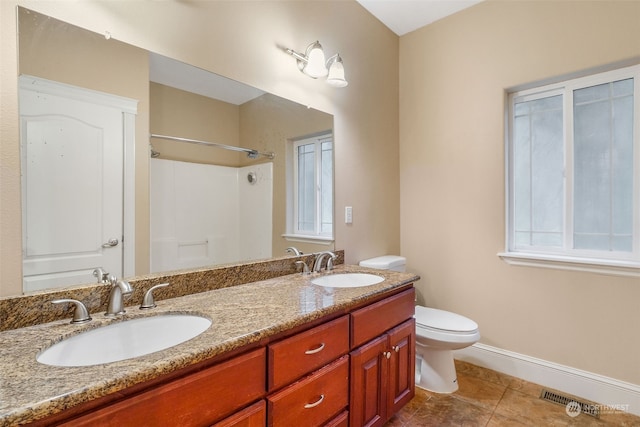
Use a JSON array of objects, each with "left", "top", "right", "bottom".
[{"left": 150, "top": 133, "right": 275, "bottom": 160}]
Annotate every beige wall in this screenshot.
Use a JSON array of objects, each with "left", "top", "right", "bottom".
[
  {"left": 400, "top": 0, "right": 640, "bottom": 384},
  {"left": 150, "top": 82, "right": 242, "bottom": 167},
  {"left": 0, "top": 0, "right": 400, "bottom": 296}
]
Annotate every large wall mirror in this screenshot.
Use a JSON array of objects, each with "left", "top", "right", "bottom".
[{"left": 17, "top": 7, "right": 334, "bottom": 294}]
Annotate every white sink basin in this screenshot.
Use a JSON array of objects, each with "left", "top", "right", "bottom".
[
  {"left": 37, "top": 314, "right": 211, "bottom": 367},
  {"left": 311, "top": 273, "right": 384, "bottom": 288}
]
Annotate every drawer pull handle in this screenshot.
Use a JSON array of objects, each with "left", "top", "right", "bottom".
[
  {"left": 304, "top": 342, "right": 325, "bottom": 355},
  {"left": 304, "top": 394, "right": 325, "bottom": 409}
]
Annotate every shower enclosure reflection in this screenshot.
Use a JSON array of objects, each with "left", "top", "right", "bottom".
[{"left": 150, "top": 160, "right": 273, "bottom": 272}]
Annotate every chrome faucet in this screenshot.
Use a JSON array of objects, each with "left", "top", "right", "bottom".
[
  {"left": 286, "top": 246, "right": 302, "bottom": 256},
  {"left": 105, "top": 275, "right": 133, "bottom": 316},
  {"left": 313, "top": 251, "right": 337, "bottom": 272}
]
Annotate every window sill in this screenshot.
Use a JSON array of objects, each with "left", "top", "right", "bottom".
[
  {"left": 497, "top": 252, "right": 640, "bottom": 278},
  {"left": 282, "top": 234, "right": 334, "bottom": 245}
]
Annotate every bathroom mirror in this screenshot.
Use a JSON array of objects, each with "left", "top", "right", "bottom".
[{"left": 17, "top": 7, "right": 334, "bottom": 293}]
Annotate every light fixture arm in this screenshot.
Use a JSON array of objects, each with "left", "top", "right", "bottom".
[
  {"left": 286, "top": 47, "right": 311, "bottom": 74},
  {"left": 286, "top": 48, "right": 309, "bottom": 64}
]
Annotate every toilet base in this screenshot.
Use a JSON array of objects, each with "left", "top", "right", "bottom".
[{"left": 415, "top": 348, "right": 458, "bottom": 393}]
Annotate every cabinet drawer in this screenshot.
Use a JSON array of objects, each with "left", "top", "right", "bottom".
[
  {"left": 351, "top": 288, "right": 415, "bottom": 349},
  {"left": 60, "top": 348, "right": 266, "bottom": 427},
  {"left": 324, "top": 410, "right": 349, "bottom": 427},
  {"left": 212, "top": 400, "right": 266, "bottom": 427},
  {"left": 268, "top": 315, "right": 349, "bottom": 391},
  {"left": 267, "top": 355, "right": 349, "bottom": 427}
]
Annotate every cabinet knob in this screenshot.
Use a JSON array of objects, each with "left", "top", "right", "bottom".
[
  {"left": 304, "top": 342, "right": 326, "bottom": 355},
  {"left": 393, "top": 345, "right": 400, "bottom": 353},
  {"left": 304, "top": 394, "right": 325, "bottom": 409},
  {"left": 383, "top": 351, "right": 391, "bottom": 359}
]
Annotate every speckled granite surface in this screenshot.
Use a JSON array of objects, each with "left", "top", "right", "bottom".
[
  {"left": 0, "top": 262, "right": 418, "bottom": 426},
  {"left": 0, "top": 253, "right": 343, "bottom": 332}
]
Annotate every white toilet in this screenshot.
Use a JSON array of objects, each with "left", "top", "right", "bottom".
[{"left": 359, "top": 256, "right": 480, "bottom": 394}]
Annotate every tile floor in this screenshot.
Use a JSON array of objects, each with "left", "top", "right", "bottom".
[{"left": 385, "top": 360, "right": 640, "bottom": 426}]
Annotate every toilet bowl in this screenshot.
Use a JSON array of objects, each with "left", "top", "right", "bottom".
[
  {"left": 359, "top": 256, "right": 480, "bottom": 394},
  {"left": 414, "top": 306, "right": 480, "bottom": 393}
]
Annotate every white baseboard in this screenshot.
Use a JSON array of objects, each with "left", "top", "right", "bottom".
[{"left": 454, "top": 343, "right": 640, "bottom": 417}]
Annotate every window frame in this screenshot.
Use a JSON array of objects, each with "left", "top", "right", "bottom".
[
  {"left": 500, "top": 65, "right": 640, "bottom": 277},
  {"left": 283, "top": 132, "right": 334, "bottom": 244}
]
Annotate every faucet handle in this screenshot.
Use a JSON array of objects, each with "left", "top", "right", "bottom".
[
  {"left": 295, "top": 260, "right": 310, "bottom": 276},
  {"left": 105, "top": 274, "right": 118, "bottom": 286},
  {"left": 92, "top": 268, "right": 109, "bottom": 284},
  {"left": 52, "top": 299, "right": 92, "bottom": 324},
  {"left": 327, "top": 253, "right": 337, "bottom": 271},
  {"left": 140, "top": 283, "right": 169, "bottom": 309}
]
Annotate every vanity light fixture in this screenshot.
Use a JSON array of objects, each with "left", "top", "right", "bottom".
[{"left": 285, "top": 41, "right": 348, "bottom": 88}]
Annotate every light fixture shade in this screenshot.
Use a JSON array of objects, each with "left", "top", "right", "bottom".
[
  {"left": 303, "top": 41, "right": 328, "bottom": 78},
  {"left": 326, "top": 55, "right": 348, "bottom": 87}
]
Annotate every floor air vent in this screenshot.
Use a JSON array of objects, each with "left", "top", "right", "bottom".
[{"left": 540, "top": 389, "right": 600, "bottom": 418}]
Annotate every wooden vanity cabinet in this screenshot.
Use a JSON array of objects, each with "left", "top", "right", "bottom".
[
  {"left": 35, "top": 286, "right": 416, "bottom": 427},
  {"left": 58, "top": 348, "right": 266, "bottom": 427},
  {"left": 349, "top": 288, "right": 416, "bottom": 427}
]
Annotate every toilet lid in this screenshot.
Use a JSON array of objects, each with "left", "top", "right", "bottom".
[{"left": 415, "top": 306, "right": 478, "bottom": 332}]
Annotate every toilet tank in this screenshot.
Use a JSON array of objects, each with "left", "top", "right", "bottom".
[{"left": 359, "top": 255, "right": 406, "bottom": 272}]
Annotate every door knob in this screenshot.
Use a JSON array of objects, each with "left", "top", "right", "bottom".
[{"left": 102, "top": 238, "right": 119, "bottom": 248}]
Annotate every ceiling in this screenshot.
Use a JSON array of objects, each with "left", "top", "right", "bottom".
[{"left": 356, "top": 0, "right": 483, "bottom": 36}]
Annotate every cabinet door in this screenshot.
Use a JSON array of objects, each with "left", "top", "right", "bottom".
[
  {"left": 387, "top": 319, "right": 415, "bottom": 416},
  {"left": 349, "top": 335, "right": 388, "bottom": 427}
]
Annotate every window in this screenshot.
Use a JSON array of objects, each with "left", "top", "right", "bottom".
[
  {"left": 502, "top": 65, "right": 639, "bottom": 275},
  {"left": 286, "top": 133, "right": 333, "bottom": 242}
]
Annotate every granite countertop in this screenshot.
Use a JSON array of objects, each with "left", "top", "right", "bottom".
[{"left": 0, "top": 264, "right": 418, "bottom": 425}]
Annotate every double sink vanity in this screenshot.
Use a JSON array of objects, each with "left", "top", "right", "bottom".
[{"left": 0, "top": 255, "right": 419, "bottom": 426}]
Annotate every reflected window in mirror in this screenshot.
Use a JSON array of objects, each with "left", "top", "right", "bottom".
[{"left": 288, "top": 133, "right": 334, "bottom": 242}]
